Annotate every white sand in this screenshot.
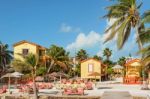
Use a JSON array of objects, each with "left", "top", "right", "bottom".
[
  {"left": 37, "top": 83, "right": 150, "bottom": 98},
  {"left": 1, "top": 82, "right": 150, "bottom": 98}
]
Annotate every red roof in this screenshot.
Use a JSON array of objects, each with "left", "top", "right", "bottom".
[
  {"left": 125, "top": 59, "right": 141, "bottom": 66},
  {"left": 13, "top": 40, "right": 47, "bottom": 50}
]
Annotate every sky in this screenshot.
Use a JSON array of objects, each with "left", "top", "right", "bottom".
[{"left": 0, "top": 0, "right": 150, "bottom": 61}]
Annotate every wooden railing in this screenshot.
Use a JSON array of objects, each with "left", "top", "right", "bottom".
[{"left": 123, "top": 77, "right": 142, "bottom": 84}]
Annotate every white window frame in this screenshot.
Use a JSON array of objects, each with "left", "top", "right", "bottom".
[{"left": 88, "top": 63, "right": 94, "bottom": 72}]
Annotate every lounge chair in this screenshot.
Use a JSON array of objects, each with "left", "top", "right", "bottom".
[
  {"left": 85, "top": 82, "right": 93, "bottom": 90},
  {"left": 63, "top": 88, "right": 84, "bottom": 95},
  {"left": 0, "top": 88, "right": 6, "bottom": 94}
]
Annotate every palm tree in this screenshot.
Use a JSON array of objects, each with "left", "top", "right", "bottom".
[
  {"left": 0, "top": 41, "right": 13, "bottom": 72},
  {"left": 103, "top": 0, "right": 150, "bottom": 88},
  {"left": 93, "top": 55, "right": 102, "bottom": 61},
  {"left": 103, "top": 48, "right": 112, "bottom": 61},
  {"left": 117, "top": 57, "right": 126, "bottom": 66},
  {"left": 104, "top": 0, "right": 143, "bottom": 49},
  {"left": 46, "top": 45, "right": 69, "bottom": 73},
  {"left": 11, "top": 59, "right": 31, "bottom": 74},
  {"left": 140, "top": 10, "right": 150, "bottom": 45},
  {"left": 140, "top": 46, "right": 150, "bottom": 67},
  {"left": 76, "top": 49, "right": 88, "bottom": 61},
  {"left": 139, "top": 10, "right": 150, "bottom": 82},
  {"left": 25, "top": 53, "right": 38, "bottom": 99}
]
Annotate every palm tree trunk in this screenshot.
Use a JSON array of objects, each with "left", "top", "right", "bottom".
[
  {"left": 32, "top": 70, "right": 38, "bottom": 99},
  {"left": 106, "top": 56, "right": 109, "bottom": 61},
  {"left": 47, "top": 60, "right": 54, "bottom": 73},
  {"left": 135, "top": 25, "right": 148, "bottom": 89}
]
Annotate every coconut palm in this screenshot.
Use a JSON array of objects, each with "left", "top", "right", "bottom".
[
  {"left": 140, "top": 46, "right": 150, "bottom": 66},
  {"left": 140, "top": 10, "right": 150, "bottom": 45},
  {"left": 0, "top": 41, "right": 13, "bottom": 71},
  {"left": 25, "top": 53, "right": 38, "bottom": 99},
  {"left": 103, "top": 0, "right": 150, "bottom": 88},
  {"left": 46, "top": 45, "right": 69, "bottom": 73},
  {"left": 139, "top": 10, "right": 150, "bottom": 72},
  {"left": 104, "top": 0, "right": 143, "bottom": 49},
  {"left": 76, "top": 49, "right": 88, "bottom": 62},
  {"left": 103, "top": 48, "right": 112, "bottom": 61},
  {"left": 117, "top": 57, "right": 126, "bottom": 66}
]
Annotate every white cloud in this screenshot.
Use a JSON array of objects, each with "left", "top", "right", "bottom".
[
  {"left": 60, "top": 23, "right": 72, "bottom": 33},
  {"left": 65, "top": 21, "right": 139, "bottom": 61},
  {"left": 60, "top": 23, "right": 81, "bottom": 33},
  {"left": 96, "top": 33, "right": 139, "bottom": 61},
  {"left": 66, "top": 31, "right": 102, "bottom": 51}
]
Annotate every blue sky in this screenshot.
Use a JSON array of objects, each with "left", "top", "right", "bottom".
[{"left": 0, "top": 0, "right": 150, "bottom": 61}]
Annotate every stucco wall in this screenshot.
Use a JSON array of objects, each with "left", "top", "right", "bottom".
[{"left": 14, "top": 43, "right": 37, "bottom": 61}]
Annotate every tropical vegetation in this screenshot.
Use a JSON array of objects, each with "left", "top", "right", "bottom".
[
  {"left": 103, "top": 48, "right": 112, "bottom": 61},
  {"left": 103, "top": 0, "right": 150, "bottom": 88},
  {"left": 0, "top": 41, "right": 13, "bottom": 72},
  {"left": 46, "top": 45, "right": 70, "bottom": 73},
  {"left": 103, "top": 0, "right": 143, "bottom": 49}
]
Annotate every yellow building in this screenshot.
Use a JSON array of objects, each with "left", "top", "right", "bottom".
[
  {"left": 13, "top": 40, "right": 48, "bottom": 65},
  {"left": 81, "top": 58, "right": 105, "bottom": 80}
]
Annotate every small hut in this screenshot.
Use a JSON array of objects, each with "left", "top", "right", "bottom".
[{"left": 124, "top": 58, "right": 142, "bottom": 84}]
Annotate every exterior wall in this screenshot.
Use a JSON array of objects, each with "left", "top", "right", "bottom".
[
  {"left": 14, "top": 43, "right": 37, "bottom": 61},
  {"left": 126, "top": 66, "right": 141, "bottom": 77},
  {"left": 81, "top": 59, "right": 101, "bottom": 80}
]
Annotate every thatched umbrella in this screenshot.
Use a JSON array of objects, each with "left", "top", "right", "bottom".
[
  {"left": 11, "top": 71, "right": 24, "bottom": 86},
  {"left": 57, "top": 71, "right": 69, "bottom": 81},
  {"left": 48, "top": 72, "right": 57, "bottom": 83},
  {"left": 49, "top": 72, "right": 68, "bottom": 83},
  {"left": 1, "top": 73, "right": 20, "bottom": 93},
  {"left": 112, "top": 65, "right": 123, "bottom": 69}
]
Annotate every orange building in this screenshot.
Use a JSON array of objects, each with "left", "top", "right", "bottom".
[{"left": 123, "top": 58, "right": 142, "bottom": 84}]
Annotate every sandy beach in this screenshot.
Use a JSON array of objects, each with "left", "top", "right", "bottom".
[{"left": 0, "top": 83, "right": 150, "bottom": 99}]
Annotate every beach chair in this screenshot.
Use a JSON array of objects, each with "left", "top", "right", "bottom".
[
  {"left": 77, "top": 88, "right": 84, "bottom": 95},
  {"left": 86, "top": 82, "right": 93, "bottom": 90},
  {"left": 0, "top": 88, "right": 6, "bottom": 94},
  {"left": 63, "top": 88, "right": 72, "bottom": 95}
]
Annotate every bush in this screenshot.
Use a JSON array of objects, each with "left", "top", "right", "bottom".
[{"left": 36, "top": 67, "right": 46, "bottom": 76}]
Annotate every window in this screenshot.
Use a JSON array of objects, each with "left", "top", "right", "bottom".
[
  {"left": 88, "top": 64, "right": 93, "bottom": 72},
  {"left": 22, "top": 49, "right": 29, "bottom": 55}
]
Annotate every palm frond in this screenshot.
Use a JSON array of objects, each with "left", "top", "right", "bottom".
[
  {"left": 137, "top": 2, "right": 143, "bottom": 9},
  {"left": 117, "top": 17, "right": 131, "bottom": 49},
  {"left": 142, "top": 10, "right": 150, "bottom": 23},
  {"left": 104, "top": 16, "right": 125, "bottom": 43},
  {"left": 56, "top": 61, "right": 67, "bottom": 70},
  {"left": 25, "top": 53, "right": 38, "bottom": 68},
  {"left": 121, "top": 22, "right": 131, "bottom": 48},
  {"left": 139, "top": 28, "right": 150, "bottom": 44}
]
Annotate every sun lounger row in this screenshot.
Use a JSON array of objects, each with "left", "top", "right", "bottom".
[
  {"left": 63, "top": 87, "right": 84, "bottom": 95},
  {"left": 55, "top": 82, "right": 93, "bottom": 90}
]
